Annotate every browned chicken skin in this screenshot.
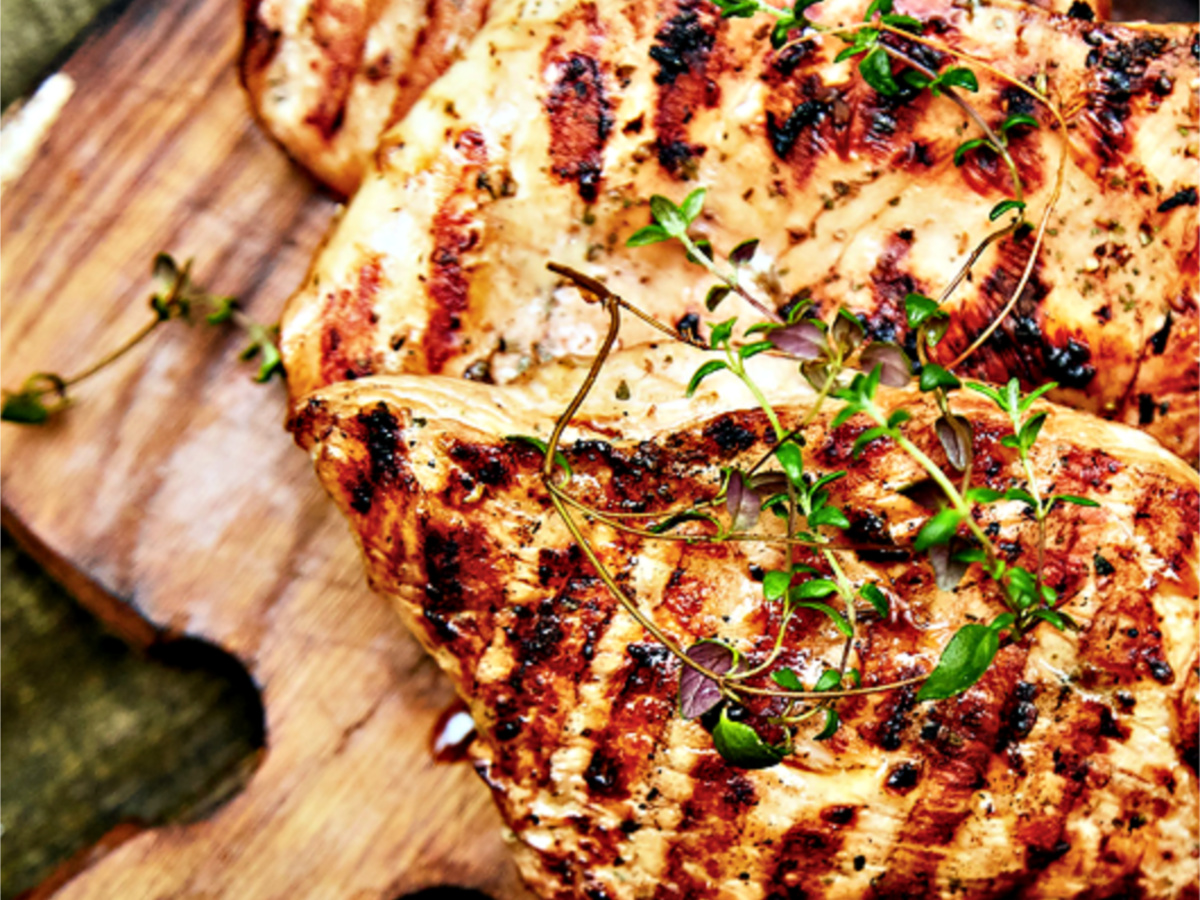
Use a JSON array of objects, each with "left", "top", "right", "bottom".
[
  {"left": 291, "top": 345, "right": 1199, "bottom": 899},
  {"left": 277, "top": 0, "right": 1199, "bottom": 459}
]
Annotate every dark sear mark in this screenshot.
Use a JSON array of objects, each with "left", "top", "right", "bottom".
[
  {"left": 1139, "top": 393, "right": 1157, "bottom": 425},
  {"left": 865, "top": 232, "right": 926, "bottom": 345},
  {"left": 586, "top": 643, "right": 677, "bottom": 806},
  {"left": 657, "top": 756, "right": 760, "bottom": 897},
  {"left": 303, "top": 0, "right": 372, "bottom": 140},
  {"left": 649, "top": 0, "right": 715, "bottom": 84},
  {"left": 943, "top": 235, "right": 1096, "bottom": 391},
  {"left": 650, "top": 0, "right": 722, "bottom": 177},
  {"left": 358, "top": 402, "right": 402, "bottom": 484},
  {"left": 424, "top": 130, "right": 487, "bottom": 373},
  {"left": 763, "top": 70, "right": 841, "bottom": 188},
  {"left": 768, "top": 97, "right": 830, "bottom": 161},
  {"left": 764, "top": 820, "right": 848, "bottom": 898},
  {"left": 1082, "top": 32, "right": 1170, "bottom": 168},
  {"left": 703, "top": 414, "right": 759, "bottom": 454},
  {"left": 866, "top": 648, "right": 1026, "bottom": 897},
  {"left": 544, "top": 24, "right": 615, "bottom": 203},
  {"left": 994, "top": 680, "right": 1039, "bottom": 768},
  {"left": 320, "top": 258, "right": 383, "bottom": 385}
]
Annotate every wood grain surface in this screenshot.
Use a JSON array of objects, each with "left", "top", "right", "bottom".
[{"left": 0, "top": 0, "right": 532, "bottom": 897}]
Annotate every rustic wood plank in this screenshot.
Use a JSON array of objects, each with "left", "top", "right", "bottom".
[{"left": 0, "top": 0, "right": 532, "bottom": 896}]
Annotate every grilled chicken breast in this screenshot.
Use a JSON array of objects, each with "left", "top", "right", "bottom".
[
  {"left": 291, "top": 344, "right": 1199, "bottom": 898},
  {"left": 278, "top": 0, "right": 1199, "bottom": 459},
  {"left": 239, "top": 0, "right": 1109, "bottom": 195},
  {"left": 240, "top": 0, "right": 489, "bottom": 195}
]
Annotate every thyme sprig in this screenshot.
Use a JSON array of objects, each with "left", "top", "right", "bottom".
[
  {"left": 532, "top": 257, "right": 1091, "bottom": 768},
  {"left": 628, "top": 189, "right": 781, "bottom": 322},
  {"left": 1, "top": 253, "right": 282, "bottom": 425},
  {"left": 538, "top": 245, "right": 1096, "bottom": 766},
  {"left": 509, "top": 0, "right": 1084, "bottom": 768}
]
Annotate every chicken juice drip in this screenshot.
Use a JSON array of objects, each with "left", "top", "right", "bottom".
[{"left": 430, "top": 699, "right": 477, "bottom": 763}]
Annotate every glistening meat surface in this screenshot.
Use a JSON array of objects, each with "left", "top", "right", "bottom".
[
  {"left": 278, "top": 0, "right": 1200, "bottom": 459},
  {"left": 238, "top": 0, "right": 1110, "bottom": 194},
  {"left": 291, "top": 346, "right": 1199, "bottom": 899}
]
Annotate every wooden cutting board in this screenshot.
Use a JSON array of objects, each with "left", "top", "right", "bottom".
[{"left": 0, "top": 0, "right": 534, "bottom": 897}]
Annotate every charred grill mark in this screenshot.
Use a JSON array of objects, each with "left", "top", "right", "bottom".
[
  {"left": 1008, "top": 694, "right": 1121, "bottom": 891},
  {"left": 584, "top": 747, "right": 625, "bottom": 796},
  {"left": 1157, "top": 186, "right": 1198, "bottom": 213},
  {"left": 657, "top": 755, "right": 760, "bottom": 895},
  {"left": 764, "top": 71, "right": 841, "bottom": 187},
  {"left": 588, "top": 643, "right": 677, "bottom": 803},
  {"left": 650, "top": 0, "right": 722, "bottom": 177},
  {"left": 358, "top": 402, "right": 401, "bottom": 485},
  {"left": 1067, "top": 0, "right": 1096, "bottom": 20},
  {"left": 449, "top": 441, "right": 516, "bottom": 490},
  {"left": 1138, "top": 392, "right": 1157, "bottom": 425},
  {"left": 421, "top": 521, "right": 489, "bottom": 640},
  {"left": 424, "top": 130, "right": 487, "bottom": 373},
  {"left": 765, "top": 820, "right": 847, "bottom": 899},
  {"left": 884, "top": 760, "right": 921, "bottom": 794},
  {"left": 864, "top": 684, "right": 919, "bottom": 751},
  {"left": 940, "top": 236, "right": 1098, "bottom": 390},
  {"left": 303, "top": 0, "right": 373, "bottom": 139},
  {"left": 957, "top": 127, "right": 1045, "bottom": 199},
  {"left": 545, "top": 54, "right": 613, "bottom": 202},
  {"left": 649, "top": 0, "right": 714, "bottom": 84},
  {"left": 866, "top": 232, "right": 925, "bottom": 345},
  {"left": 703, "top": 414, "right": 759, "bottom": 455},
  {"left": 1045, "top": 337, "right": 1097, "bottom": 390},
  {"left": 764, "top": 40, "right": 817, "bottom": 82},
  {"left": 820, "top": 805, "right": 859, "bottom": 826},
  {"left": 240, "top": 0, "right": 281, "bottom": 77},
  {"left": 1078, "top": 572, "right": 1174, "bottom": 687},
  {"left": 543, "top": 10, "right": 615, "bottom": 204},
  {"left": 320, "top": 257, "right": 383, "bottom": 386},
  {"left": 538, "top": 544, "right": 585, "bottom": 588},
  {"left": 506, "top": 598, "right": 565, "bottom": 670},
  {"left": 868, "top": 646, "right": 1027, "bottom": 897},
  {"left": 853, "top": 79, "right": 928, "bottom": 162},
  {"left": 768, "top": 98, "right": 829, "bottom": 160},
  {"left": 348, "top": 473, "right": 374, "bottom": 514},
  {"left": 994, "top": 680, "right": 1039, "bottom": 770},
  {"left": 1082, "top": 32, "right": 1171, "bottom": 168},
  {"left": 567, "top": 439, "right": 672, "bottom": 511}
]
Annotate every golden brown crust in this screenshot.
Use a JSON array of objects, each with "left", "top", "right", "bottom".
[
  {"left": 292, "top": 347, "right": 1199, "bottom": 899},
  {"left": 278, "top": 0, "right": 1200, "bottom": 459}
]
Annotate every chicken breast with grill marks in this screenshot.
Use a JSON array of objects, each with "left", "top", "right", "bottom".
[
  {"left": 277, "top": 0, "right": 1199, "bottom": 460},
  {"left": 239, "top": 0, "right": 1109, "bottom": 195},
  {"left": 290, "top": 344, "right": 1199, "bottom": 899},
  {"left": 240, "top": 0, "right": 489, "bottom": 195}
]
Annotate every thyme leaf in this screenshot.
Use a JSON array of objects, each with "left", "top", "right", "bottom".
[{"left": 712, "top": 708, "right": 787, "bottom": 768}]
